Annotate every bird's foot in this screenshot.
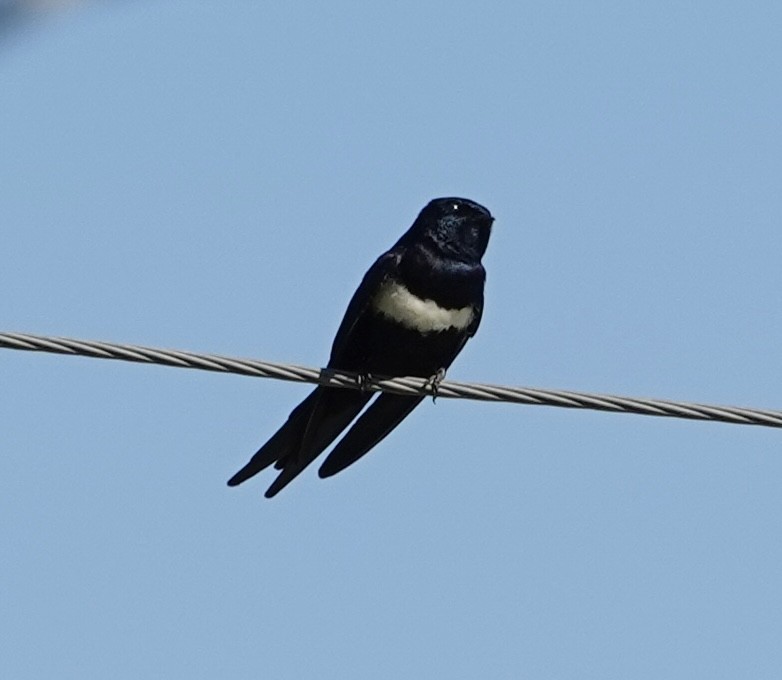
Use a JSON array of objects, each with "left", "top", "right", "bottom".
[
  {"left": 426, "top": 367, "right": 447, "bottom": 403},
  {"left": 356, "top": 372, "right": 374, "bottom": 392}
]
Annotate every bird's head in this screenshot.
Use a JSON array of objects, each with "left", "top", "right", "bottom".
[{"left": 408, "top": 197, "right": 494, "bottom": 261}]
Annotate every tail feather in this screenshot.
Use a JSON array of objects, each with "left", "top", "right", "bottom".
[
  {"left": 227, "top": 386, "right": 374, "bottom": 495},
  {"left": 226, "top": 389, "right": 321, "bottom": 487},
  {"left": 263, "top": 389, "right": 372, "bottom": 497},
  {"left": 318, "top": 394, "right": 424, "bottom": 479}
]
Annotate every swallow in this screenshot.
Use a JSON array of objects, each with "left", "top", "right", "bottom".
[{"left": 227, "top": 197, "right": 494, "bottom": 497}]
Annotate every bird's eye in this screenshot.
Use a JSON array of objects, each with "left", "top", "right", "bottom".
[{"left": 452, "top": 203, "right": 459, "bottom": 211}]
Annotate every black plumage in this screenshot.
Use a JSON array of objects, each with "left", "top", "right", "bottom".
[{"left": 227, "top": 197, "right": 494, "bottom": 497}]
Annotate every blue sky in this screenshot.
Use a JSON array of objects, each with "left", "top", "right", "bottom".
[{"left": 2, "top": 2, "right": 782, "bottom": 678}]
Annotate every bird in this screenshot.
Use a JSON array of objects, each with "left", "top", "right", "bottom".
[{"left": 227, "top": 197, "right": 494, "bottom": 497}]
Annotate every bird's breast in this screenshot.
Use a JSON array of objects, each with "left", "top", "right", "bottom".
[{"left": 371, "top": 279, "right": 475, "bottom": 333}]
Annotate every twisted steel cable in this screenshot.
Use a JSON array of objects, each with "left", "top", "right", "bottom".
[{"left": 2, "top": 330, "right": 781, "bottom": 429}]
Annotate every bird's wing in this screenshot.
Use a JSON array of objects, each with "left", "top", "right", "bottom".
[
  {"left": 449, "top": 284, "right": 484, "bottom": 361},
  {"left": 318, "top": 394, "right": 425, "bottom": 478},
  {"left": 227, "top": 251, "right": 401, "bottom": 495},
  {"left": 328, "top": 250, "right": 401, "bottom": 367}
]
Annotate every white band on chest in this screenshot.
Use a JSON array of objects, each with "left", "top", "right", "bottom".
[{"left": 372, "top": 280, "right": 474, "bottom": 333}]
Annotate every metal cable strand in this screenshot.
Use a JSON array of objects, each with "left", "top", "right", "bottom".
[{"left": 2, "top": 330, "right": 781, "bottom": 429}]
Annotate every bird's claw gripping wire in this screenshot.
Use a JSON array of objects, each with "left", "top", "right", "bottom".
[
  {"left": 356, "top": 372, "right": 374, "bottom": 393},
  {"left": 426, "top": 367, "right": 447, "bottom": 403}
]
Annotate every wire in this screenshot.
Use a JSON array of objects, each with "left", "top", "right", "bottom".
[{"left": 2, "top": 330, "right": 781, "bottom": 429}]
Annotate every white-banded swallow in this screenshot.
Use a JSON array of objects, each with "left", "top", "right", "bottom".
[{"left": 228, "top": 197, "right": 494, "bottom": 497}]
